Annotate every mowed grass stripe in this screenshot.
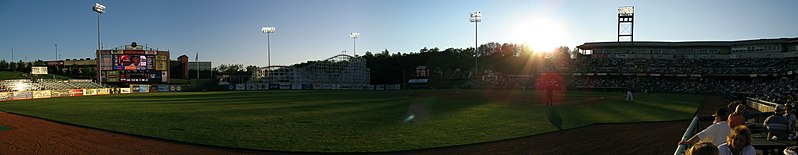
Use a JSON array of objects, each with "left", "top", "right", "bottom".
[{"left": 0, "top": 90, "right": 700, "bottom": 152}]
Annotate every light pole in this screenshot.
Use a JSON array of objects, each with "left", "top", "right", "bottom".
[
  {"left": 469, "top": 12, "right": 481, "bottom": 78},
  {"left": 55, "top": 43, "right": 58, "bottom": 61},
  {"left": 93, "top": 3, "right": 105, "bottom": 85},
  {"left": 261, "top": 26, "right": 276, "bottom": 80},
  {"left": 350, "top": 32, "right": 360, "bottom": 56},
  {"left": 93, "top": 3, "right": 105, "bottom": 51}
]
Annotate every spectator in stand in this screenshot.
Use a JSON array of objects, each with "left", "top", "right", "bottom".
[
  {"left": 718, "top": 126, "right": 756, "bottom": 155},
  {"left": 786, "top": 104, "right": 797, "bottom": 134},
  {"left": 687, "top": 141, "right": 718, "bottom": 155},
  {"left": 727, "top": 101, "right": 742, "bottom": 115},
  {"left": 765, "top": 104, "right": 789, "bottom": 140},
  {"left": 728, "top": 104, "right": 746, "bottom": 128},
  {"left": 681, "top": 107, "right": 731, "bottom": 146},
  {"left": 785, "top": 146, "right": 798, "bottom": 155}
]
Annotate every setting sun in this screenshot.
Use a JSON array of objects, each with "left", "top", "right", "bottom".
[{"left": 506, "top": 17, "right": 568, "bottom": 53}]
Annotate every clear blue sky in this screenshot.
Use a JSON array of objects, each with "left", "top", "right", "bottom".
[{"left": 2, "top": 0, "right": 797, "bottom": 66}]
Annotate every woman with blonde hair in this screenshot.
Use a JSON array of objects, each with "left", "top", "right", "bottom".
[
  {"left": 718, "top": 126, "right": 755, "bottom": 155},
  {"left": 728, "top": 104, "right": 746, "bottom": 128}
]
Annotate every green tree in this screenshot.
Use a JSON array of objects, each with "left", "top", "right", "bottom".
[
  {"left": 246, "top": 65, "right": 260, "bottom": 74},
  {"left": 0, "top": 60, "right": 7, "bottom": 71}
]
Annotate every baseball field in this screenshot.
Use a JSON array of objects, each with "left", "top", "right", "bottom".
[{"left": 0, "top": 90, "right": 701, "bottom": 152}]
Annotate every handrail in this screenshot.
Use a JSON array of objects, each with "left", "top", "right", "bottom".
[
  {"left": 674, "top": 116, "right": 701, "bottom": 155},
  {"left": 745, "top": 97, "right": 779, "bottom": 112}
]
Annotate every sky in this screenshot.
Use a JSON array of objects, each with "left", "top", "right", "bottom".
[{"left": 1, "top": 0, "right": 797, "bottom": 66}]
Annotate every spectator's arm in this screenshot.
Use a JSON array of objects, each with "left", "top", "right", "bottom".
[{"left": 680, "top": 134, "right": 700, "bottom": 145}]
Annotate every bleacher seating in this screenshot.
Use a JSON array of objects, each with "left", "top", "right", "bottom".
[
  {"left": 0, "top": 79, "right": 43, "bottom": 92},
  {"left": 0, "top": 79, "right": 105, "bottom": 92}
]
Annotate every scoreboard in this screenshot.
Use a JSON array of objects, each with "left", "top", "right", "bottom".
[{"left": 97, "top": 47, "right": 169, "bottom": 83}]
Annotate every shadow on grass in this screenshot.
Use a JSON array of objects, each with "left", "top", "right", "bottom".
[{"left": 546, "top": 106, "right": 562, "bottom": 130}]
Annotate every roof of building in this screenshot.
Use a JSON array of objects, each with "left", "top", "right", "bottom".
[{"left": 577, "top": 37, "right": 798, "bottom": 50}]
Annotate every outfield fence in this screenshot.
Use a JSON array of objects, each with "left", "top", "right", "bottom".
[{"left": 0, "top": 84, "right": 183, "bottom": 102}]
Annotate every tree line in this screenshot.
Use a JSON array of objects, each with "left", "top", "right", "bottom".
[
  {"left": 361, "top": 42, "right": 576, "bottom": 84},
  {"left": 210, "top": 42, "right": 578, "bottom": 85}
]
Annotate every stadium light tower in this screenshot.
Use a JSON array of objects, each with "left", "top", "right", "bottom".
[
  {"left": 93, "top": 3, "right": 106, "bottom": 86},
  {"left": 350, "top": 32, "right": 360, "bottom": 56},
  {"left": 469, "top": 11, "right": 481, "bottom": 78},
  {"left": 617, "top": 6, "right": 634, "bottom": 42},
  {"left": 261, "top": 26, "right": 276, "bottom": 69},
  {"left": 93, "top": 3, "right": 105, "bottom": 51}
]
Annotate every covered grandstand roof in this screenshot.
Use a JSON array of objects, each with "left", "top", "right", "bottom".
[{"left": 577, "top": 37, "right": 798, "bottom": 50}]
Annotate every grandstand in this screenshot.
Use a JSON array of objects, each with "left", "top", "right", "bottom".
[
  {"left": 257, "top": 54, "right": 370, "bottom": 89},
  {"left": 0, "top": 79, "right": 105, "bottom": 92},
  {"left": 37, "top": 79, "right": 105, "bottom": 90},
  {"left": 0, "top": 79, "right": 43, "bottom": 92},
  {"left": 567, "top": 37, "right": 798, "bottom": 95}
]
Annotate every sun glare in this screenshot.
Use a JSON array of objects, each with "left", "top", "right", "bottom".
[{"left": 507, "top": 17, "right": 568, "bottom": 53}]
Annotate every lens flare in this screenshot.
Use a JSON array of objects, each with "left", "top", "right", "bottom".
[
  {"left": 403, "top": 115, "right": 415, "bottom": 123},
  {"left": 535, "top": 72, "right": 566, "bottom": 105}
]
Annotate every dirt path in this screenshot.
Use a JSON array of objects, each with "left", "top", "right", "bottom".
[{"left": 0, "top": 112, "right": 265, "bottom": 155}]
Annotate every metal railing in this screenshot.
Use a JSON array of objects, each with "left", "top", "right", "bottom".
[
  {"left": 674, "top": 116, "right": 701, "bottom": 155},
  {"left": 745, "top": 97, "right": 779, "bottom": 112}
]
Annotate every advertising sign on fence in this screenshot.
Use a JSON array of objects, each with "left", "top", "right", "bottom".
[
  {"left": 69, "top": 89, "right": 83, "bottom": 96},
  {"left": 13, "top": 91, "right": 33, "bottom": 100},
  {"left": 83, "top": 89, "right": 97, "bottom": 96},
  {"left": 98, "top": 88, "right": 110, "bottom": 95},
  {"left": 386, "top": 84, "right": 401, "bottom": 90},
  {"left": 120, "top": 88, "right": 132, "bottom": 94},
  {"left": 157, "top": 85, "right": 169, "bottom": 92},
  {"left": 32, "top": 90, "right": 52, "bottom": 99},
  {"left": 302, "top": 84, "right": 313, "bottom": 90},
  {"left": 0, "top": 92, "right": 12, "bottom": 101},
  {"left": 51, "top": 90, "right": 70, "bottom": 97},
  {"left": 139, "top": 85, "right": 149, "bottom": 93},
  {"left": 149, "top": 86, "right": 158, "bottom": 92}
]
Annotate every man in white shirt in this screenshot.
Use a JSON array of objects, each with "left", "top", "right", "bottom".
[{"left": 680, "top": 107, "right": 731, "bottom": 146}]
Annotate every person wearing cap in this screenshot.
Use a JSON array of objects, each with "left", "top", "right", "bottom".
[
  {"left": 765, "top": 104, "right": 789, "bottom": 140},
  {"left": 680, "top": 107, "right": 732, "bottom": 146}
]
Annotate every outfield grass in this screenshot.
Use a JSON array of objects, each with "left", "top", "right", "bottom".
[
  {"left": 0, "top": 90, "right": 701, "bottom": 152},
  {"left": 0, "top": 71, "right": 25, "bottom": 80}
]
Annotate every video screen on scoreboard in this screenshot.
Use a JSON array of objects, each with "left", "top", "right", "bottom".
[
  {"left": 120, "top": 70, "right": 150, "bottom": 82},
  {"left": 114, "top": 55, "right": 148, "bottom": 70}
]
